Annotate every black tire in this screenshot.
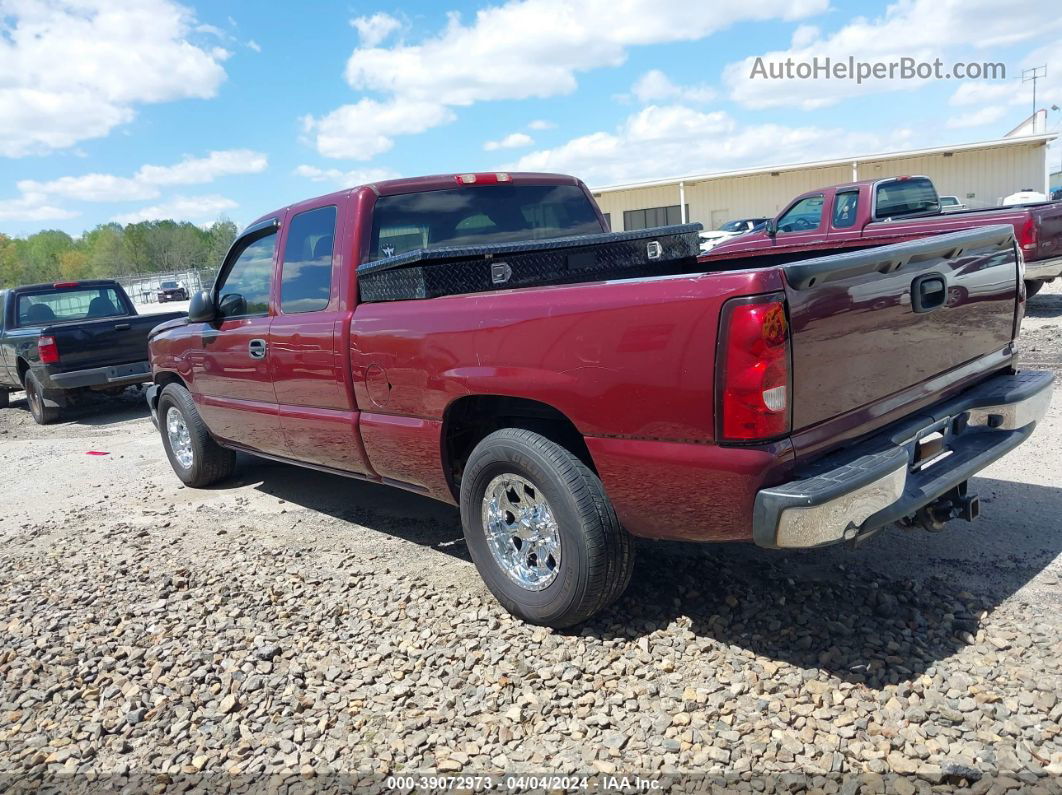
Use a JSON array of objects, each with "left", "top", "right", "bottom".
[
  {"left": 157, "top": 383, "right": 236, "bottom": 488},
  {"left": 460, "top": 428, "right": 634, "bottom": 628},
  {"left": 0, "top": 389, "right": 8, "bottom": 409},
  {"left": 24, "top": 371, "right": 60, "bottom": 425},
  {"left": 1025, "top": 279, "right": 1045, "bottom": 298}
]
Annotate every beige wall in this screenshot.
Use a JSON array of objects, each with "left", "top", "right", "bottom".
[{"left": 592, "top": 141, "right": 1049, "bottom": 231}]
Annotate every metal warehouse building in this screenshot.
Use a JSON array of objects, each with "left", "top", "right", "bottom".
[{"left": 591, "top": 133, "right": 1056, "bottom": 232}]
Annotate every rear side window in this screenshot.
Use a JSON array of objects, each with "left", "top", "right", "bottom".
[
  {"left": 832, "top": 190, "right": 859, "bottom": 228},
  {"left": 16, "top": 287, "right": 127, "bottom": 326},
  {"left": 216, "top": 230, "right": 278, "bottom": 318},
  {"left": 777, "top": 195, "right": 824, "bottom": 232},
  {"left": 875, "top": 177, "right": 939, "bottom": 219},
  {"left": 281, "top": 206, "right": 337, "bottom": 313},
  {"left": 367, "top": 184, "right": 602, "bottom": 262}
]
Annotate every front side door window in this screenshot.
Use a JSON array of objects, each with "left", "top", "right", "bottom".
[
  {"left": 215, "top": 230, "right": 278, "bottom": 319},
  {"left": 777, "top": 195, "right": 824, "bottom": 233}
]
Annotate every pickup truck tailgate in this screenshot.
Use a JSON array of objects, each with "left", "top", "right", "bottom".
[
  {"left": 783, "top": 225, "right": 1019, "bottom": 436},
  {"left": 45, "top": 313, "right": 185, "bottom": 372}
]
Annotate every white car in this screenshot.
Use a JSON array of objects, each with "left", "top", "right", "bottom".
[
  {"left": 939, "top": 195, "right": 967, "bottom": 212},
  {"left": 698, "top": 217, "right": 769, "bottom": 253},
  {"left": 1001, "top": 188, "right": 1047, "bottom": 206}
]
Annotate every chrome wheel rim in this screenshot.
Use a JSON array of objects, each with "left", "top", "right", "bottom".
[
  {"left": 482, "top": 474, "right": 561, "bottom": 591},
  {"left": 28, "top": 383, "right": 42, "bottom": 417},
  {"left": 165, "top": 407, "right": 193, "bottom": 469}
]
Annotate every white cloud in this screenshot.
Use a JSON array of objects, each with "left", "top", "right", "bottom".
[
  {"left": 528, "top": 119, "right": 555, "bottom": 130},
  {"left": 294, "top": 165, "right": 401, "bottom": 185},
  {"left": 302, "top": 99, "right": 456, "bottom": 159},
  {"left": 111, "top": 195, "right": 237, "bottom": 225},
  {"left": 16, "top": 174, "right": 158, "bottom": 203},
  {"left": 134, "top": 149, "right": 268, "bottom": 186},
  {"left": 246, "top": 39, "right": 262, "bottom": 53},
  {"left": 725, "top": 0, "right": 1062, "bottom": 110},
  {"left": 947, "top": 35, "right": 1062, "bottom": 126},
  {"left": 484, "top": 132, "right": 534, "bottom": 151},
  {"left": 305, "top": 0, "right": 826, "bottom": 157},
  {"left": 1, "top": 149, "right": 267, "bottom": 223},
  {"left": 505, "top": 103, "right": 906, "bottom": 186},
  {"left": 946, "top": 106, "right": 1009, "bottom": 129},
  {"left": 631, "top": 69, "right": 716, "bottom": 103},
  {"left": 351, "top": 12, "right": 403, "bottom": 47},
  {"left": 0, "top": 0, "right": 230, "bottom": 157},
  {"left": 0, "top": 192, "right": 79, "bottom": 223},
  {"left": 13, "top": 150, "right": 267, "bottom": 206}
]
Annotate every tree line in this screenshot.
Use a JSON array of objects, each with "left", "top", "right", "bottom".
[{"left": 0, "top": 219, "right": 238, "bottom": 288}]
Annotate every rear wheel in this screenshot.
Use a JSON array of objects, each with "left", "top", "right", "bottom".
[
  {"left": 0, "top": 389, "right": 8, "bottom": 409},
  {"left": 157, "top": 384, "right": 236, "bottom": 487},
  {"left": 459, "top": 428, "right": 634, "bottom": 628},
  {"left": 1026, "top": 279, "right": 1045, "bottom": 298},
  {"left": 24, "top": 371, "right": 60, "bottom": 425}
]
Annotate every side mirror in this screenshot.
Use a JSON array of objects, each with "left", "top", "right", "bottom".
[
  {"left": 217, "top": 293, "right": 246, "bottom": 318},
  {"left": 764, "top": 218, "right": 778, "bottom": 237},
  {"left": 187, "top": 290, "right": 217, "bottom": 323}
]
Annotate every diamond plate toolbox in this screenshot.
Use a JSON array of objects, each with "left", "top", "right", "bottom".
[{"left": 356, "top": 224, "right": 703, "bottom": 302}]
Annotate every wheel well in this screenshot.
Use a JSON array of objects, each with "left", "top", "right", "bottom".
[
  {"left": 154, "top": 371, "right": 187, "bottom": 390},
  {"left": 16, "top": 358, "right": 29, "bottom": 386},
  {"left": 442, "top": 395, "right": 595, "bottom": 499}
]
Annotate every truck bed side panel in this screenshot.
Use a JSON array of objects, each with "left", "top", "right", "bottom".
[{"left": 350, "top": 269, "right": 783, "bottom": 444}]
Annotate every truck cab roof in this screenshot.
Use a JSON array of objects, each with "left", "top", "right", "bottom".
[{"left": 242, "top": 172, "right": 587, "bottom": 235}]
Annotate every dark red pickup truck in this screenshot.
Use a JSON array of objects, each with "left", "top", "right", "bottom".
[
  {"left": 704, "top": 176, "right": 1062, "bottom": 296},
  {"left": 146, "top": 172, "right": 1052, "bottom": 627}
]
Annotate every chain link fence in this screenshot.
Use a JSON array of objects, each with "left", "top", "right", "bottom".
[{"left": 114, "top": 268, "right": 217, "bottom": 305}]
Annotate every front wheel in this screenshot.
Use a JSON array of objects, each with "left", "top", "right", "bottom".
[
  {"left": 24, "top": 371, "right": 60, "bottom": 425},
  {"left": 1025, "top": 279, "right": 1045, "bottom": 298},
  {"left": 459, "top": 428, "right": 634, "bottom": 628},
  {"left": 0, "top": 388, "right": 8, "bottom": 409},
  {"left": 157, "top": 384, "right": 236, "bottom": 487}
]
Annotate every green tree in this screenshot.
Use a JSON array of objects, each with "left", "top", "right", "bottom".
[
  {"left": 22, "top": 230, "right": 74, "bottom": 282},
  {"left": 206, "top": 219, "right": 237, "bottom": 269},
  {"left": 0, "top": 215, "right": 240, "bottom": 288},
  {"left": 83, "top": 223, "right": 129, "bottom": 277}
]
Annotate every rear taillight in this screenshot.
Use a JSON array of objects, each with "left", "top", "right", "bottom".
[
  {"left": 38, "top": 336, "right": 60, "bottom": 364},
  {"left": 717, "top": 295, "right": 791, "bottom": 442},
  {"left": 1017, "top": 216, "right": 1037, "bottom": 253}
]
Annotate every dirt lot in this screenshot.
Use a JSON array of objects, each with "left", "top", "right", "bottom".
[{"left": 1, "top": 285, "right": 1060, "bottom": 792}]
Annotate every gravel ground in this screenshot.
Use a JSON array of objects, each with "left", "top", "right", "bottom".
[{"left": 1, "top": 284, "right": 1061, "bottom": 793}]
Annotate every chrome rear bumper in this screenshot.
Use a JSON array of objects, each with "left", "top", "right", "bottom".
[
  {"left": 753, "top": 370, "right": 1053, "bottom": 549},
  {"left": 1025, "top": 255, "right": 1062, "bottom": 281}
]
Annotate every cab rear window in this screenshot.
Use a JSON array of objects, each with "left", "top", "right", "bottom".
[
  {"left": 367, "top": 184, "right": 603, "bottom": 262},
  {"left": 17, "top": 287, "right": 127, "bottom": 326},
  {"left": 874, "top": 177, "right": 939, "bottom": 219}
]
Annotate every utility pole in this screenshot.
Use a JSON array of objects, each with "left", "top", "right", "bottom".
[{"left": 1023, "top": 66, "right": 1047, "bottom": 131}]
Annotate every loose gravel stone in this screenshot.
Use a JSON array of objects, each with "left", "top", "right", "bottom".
[{"left": 0, "top": 299, "right": 1061, "bottom": 790}]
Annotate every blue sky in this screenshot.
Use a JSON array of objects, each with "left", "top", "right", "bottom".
[{"left": 2, "top": 0, "right": 1061, "bottom": 237}]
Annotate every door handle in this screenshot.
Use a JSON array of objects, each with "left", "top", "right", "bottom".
[
  {"left": 114, "top": 323, "right": 131, "bottom": 331},
  {"left": 911, "top": 274, "right": 947, "bottom": 313},
  {"left": 248, "top": 338, "right": 268, "bottom": 359}
]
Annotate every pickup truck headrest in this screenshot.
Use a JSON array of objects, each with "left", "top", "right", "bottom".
[{"left": 24, "top": 303, "right": 57, "bottom": 323}]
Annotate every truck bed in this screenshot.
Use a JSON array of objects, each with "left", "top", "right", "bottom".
[{"left": 43, "top": 312, "right": 186, "bottom": 375}]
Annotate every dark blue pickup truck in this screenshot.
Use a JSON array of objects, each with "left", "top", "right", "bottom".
[{"left": 0, "top": 280, "right": 184, "bottom": 424}]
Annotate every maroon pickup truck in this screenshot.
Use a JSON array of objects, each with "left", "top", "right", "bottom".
[
  {"left": 704, "top": 176, "right": 1062, "bottom": 296},
  {"left": 146, "top": 172, "right": 1052, "bottom": 627}
]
